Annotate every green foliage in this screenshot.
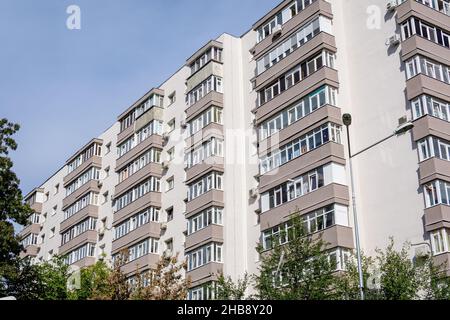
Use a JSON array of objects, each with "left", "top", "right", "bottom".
[
  {"left": 254, "top": 215, "right": 338, "bottom": 300},
  {"left": 216, "top": 273, "right": 251, "bottom": 300},
  {"left": 68, "top": 260, "right": 112, "bottom": 300},
  {"left": 37, "top": 256, "right": 72, "bottom": 300},
  {"left": 0, "top": 119, "right": 32, "bottom": 265}
]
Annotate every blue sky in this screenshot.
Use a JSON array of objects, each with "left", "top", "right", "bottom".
[{"left": 0, "top": 0, "right": 276, "bottom": 195}]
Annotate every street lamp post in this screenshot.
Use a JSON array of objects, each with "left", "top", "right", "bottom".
[{"left": 342, "top": 113, "right": 365, "bottom": 301}]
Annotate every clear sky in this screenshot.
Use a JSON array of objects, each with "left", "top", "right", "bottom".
[{"left": 0, "top": 0, "right": 277, "bottom": 195}]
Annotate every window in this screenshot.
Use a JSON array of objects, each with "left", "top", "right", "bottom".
[
  {"left": 417, "top": 136, "right": 450, "bottom": 161},
  {"left": 256, "top": 0, "right": 317, "bottom": 43},
  {"left": 401, "top": 17, "right": 450, "bottom": 48},
  {"left": 405, "top": 55, "right": 450, "bottom": 84},
  {"left": 167, "top": 118, "right": 176, "bottom": 132},
  {"left": 260, "top": 163, "right": 345, "bottom": 213},
  {"left": 168, "top": 92, "right": 176, "bottom": 105},
  {"left": 114, "top": 177, "right": 161, "bottom": 212},
  {"left": 411, "top": 95, "right": 450, "bottom": 121},
  {"left": 118, "top": 148, "right": 162, "bottom": 183},
  {"left": 103, "top": 191, "right": 109, "bottom": 204},
  {"left": 167, "top": 148, "right": 175, "bottom": 162},
  {"left": 65, "top": 167, "right": 100, "bottom": 196},
  {"left": 112, "top": 238, "right": 159, "bottom": 265},
  {"left": 186, "top": 243, "right": 223, "bottom": 271},
  {"left": 186, "top": 76, "right": 223, "bottom": 106},
  {"left": 188, "top": 283, "right": 217, "bottom": 300},
  {"left": 187, "top": 172, "right": 224, "bottom": 201},
  {"left": 52, "top": 206, "right": 57, "bottom": 216},
  {"left": 45, "top": 192, "right": 49, "bottom": 202},
  {"left": 21, "top": 234, "right": 38, "bottom": 247},
  {"left": 257, "top": 50, "right": 335, "bottom": 107},
  {"left": 61, "top": 217, "right": 97, "bottom": 245},
  {"left": 166, "top": 177, "right": 174, "bottom": 192},
  {"left": 104, "top": 166, "right": 110, "bottom": 178},
  {"left": 187, "top": 106, "right": 223, "bottom": 136},
  {"left": 114, "top": 207, "right": 160, "bottom": 240},
  {"left": 166, "top": 207, "right": 174, "bottom": 222},
  {"left": 117, "top": 120, "right": 164, "bottom": 158},
  {"left": 185, "top": 137, "right": 224, "bottom": 168},
  {"left": 119, "top": 93, "right": 164, "bottom": 132},
  {"left": 165, "top": 239, "right": 174, "bottom": 252},
  {"left": 260, "top": 123, "right": 342, "bottom": 174},
  {"left": 256, "top": 16, "right": 331, "bottom": 75},
  {"left": 106, "top": 142, "right": 111, "bottom": 154},
  {"left": 424, "top": 180, "right": 450, "bottom": 208},
  {"left": 188, "top": 207, "right": 224, "bottom": 235},
  {"left": 64, "top": 243, "right": 96, "bottom": 265},
  {"left": 54, "top": 184, "right": 59, "bottom": 195},
  {"left": 50, "top": 227, "right": 55, "bottom": 239},
  {"left": 431, "top": 229, "right": 450, "bottom": 255},
  {"left": 67, "top": 142, "right": 102, "bottom": 174},
  {"left": 189, "top": 47, "right": 223, "bottom": 75},
  {"left": 64, "top": 192, "right": 99, "bottom": 221}
]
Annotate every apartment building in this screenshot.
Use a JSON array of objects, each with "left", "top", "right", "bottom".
[{"left": 19, "top": 0, "right": 450, "bottom": 299}]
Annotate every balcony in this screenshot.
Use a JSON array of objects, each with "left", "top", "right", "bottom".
[
  {"left": 185, "top": 225, "right": 224, "bottom": 251},
  {"left": 19, "top": 223, "right": 41, "bottom": 239},
  {"left": 60, "top": 205, "right": 99, "bottom": 233},
  {"left": 424, "top": 204, "right": 450, "bottom": 231},
  {"left": 72, "top": 257, "right": 96, "bottom": 269},
  {"left": 406, "top": 74, "right": 450, "bottom": 101},
  {"left": 113, "top": 192, "right": 162, "bottom": 226},
  {"left": 186, "top": 61, "right": 223, "bottom": 93},
  {"left": 401, "top": 35, "right": 450, "bottom": 66},
  {"left": 259, "top": 183, "right": 350, "bottom": 230},
  {"left": 397, "top": 0, "right": 450, "bottom": 32},
  {"left": 186, "top": 190, "right": 224, "bottom": 218},
  {"left": 419, "top": 157, "right": 450, "bottom": 184},
  {"left": 28, "top": 202, "right": 43, "bottom": 213},
  {"left": 252, "top": 0, "right": 333, "bottom": 57},
  {"left": 116, "top": 135, "right": 163, "bottom": 170},
  {"left": 412, "top": 115, "right": 450, "bottom": 142},
  {"left": 64, "top": 156, "right": 102, "bottom": 187},
  {"left": 186, "top": 262, "right": 223, "bottom": 287},
  {"left": 185, "top": 123, "right": 224, "bottom": 150},
  {"left": 433, "top": 253, "right": 450, "bottom": 275},
  {"left": 258, "top": 105, "right": 343, "bottom": 151},
  {"left": 255, "top": 67, "right": 339, "bottom": 123},
  {"left": 259, "top": 143, "right": 346, "bottom": 193},
  {"left": 185, "top": 158, "right": 225, "bottom": 184},
  {"left": 186, "top": 91, "right": 224, "bottom": 122},
  {"left": 112, "top": 222, "right": 161, "bottom": 255},
  {"left": 253, "top": 32, "right": 337, "bottom": 91},
  {"left": 59, "top": 230, "right": 98, "bottom": 256},
  {"left": 62, "top": 180, "right": 101, "bottom": 210},
  {"left": 115, "top": 163, "right": 163, "bottom": 197},
  {"left": 20, "top": 245, "right": 39, "bottom": 258},
  {"left": 120, "top": 253, "right": 160, "bottom": 276}
]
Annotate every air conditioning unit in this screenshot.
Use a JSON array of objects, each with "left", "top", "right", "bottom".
[
  {"left": 98, "top": 228, "right": 105, "bottom": 236},
  {"left": 387, "top": 34, "right": 401, "bottom": 46},
  {"left": 162, "top": 161, "right": 169, "bottom": 170},
  {"left": 161, "top": 223, "right": 168, "bottom": 231},
  {"left": 272, "top": 24, "right": 282, "bottom": 37},
  {"left": 97, "top": 181, "right": 103, "bottom": 188},
  {"left": 180, "top": 120, "right": 187, "bottom": 129},
  {"left": 386, "top": 1, "right": 398, "bottom": 12},
  {"left": 162, "top": 133, "right": 170, "bottom": 142},
  {"left": 395, "top": 116, "right": 414, "bottom": 135},
  {"left": 249, "top": 188, "right": 259, "bottom": 199}
]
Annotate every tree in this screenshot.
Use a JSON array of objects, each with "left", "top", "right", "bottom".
[
  {"left": 0, "top": 118, "right": 34, "bottom": 297},
  {"left": 131, "top": 253, "right": 190, "bottom": 300},
  {"left": 37, "top": 256, "right": 72, "bottom": 300},
  {"left": 0, "top": 258, "right": 43, "bottom": 300},
  {"left": 68, "top": 259, "right": 112, "bottom": 300},
  {"left": 254, "top": 215, "right": 338, "bottom": 300},
  {"left": 216, "top": 272, "right": 251, "bottom": 300}
]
